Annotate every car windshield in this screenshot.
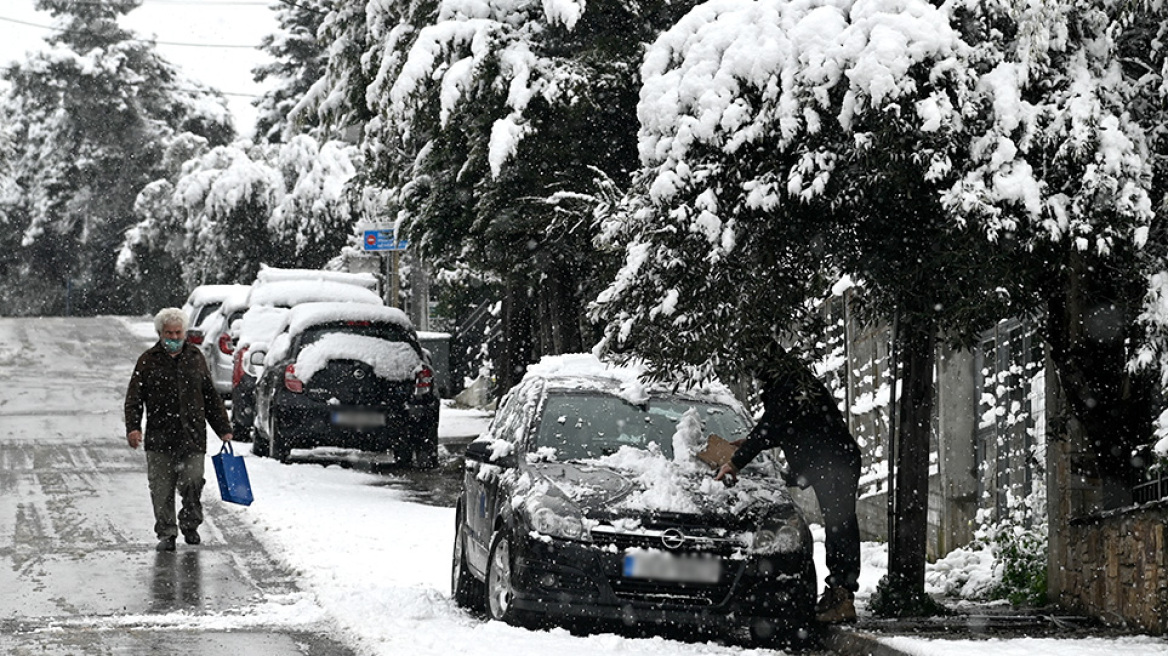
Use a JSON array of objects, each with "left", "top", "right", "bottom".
[
  {"left": 294, "top": 322, "right": 414, "bottom": 355},
  {"left": 535, "top": 392, "right": 750, "bottom": 461}
]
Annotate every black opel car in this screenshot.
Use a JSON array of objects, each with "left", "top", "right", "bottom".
[
  {"left": 251, "top": 302, "right": 440, "bottom": 467},
  {"left": 451, "top": 355, "right": 816, "bottom": 645}
]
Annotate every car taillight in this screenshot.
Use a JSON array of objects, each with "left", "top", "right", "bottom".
[
  {"left": 284, "top": 364, "right": 304, "bottom": 393},
  {"left": 232, "top": 347, "right": 247, "bottom": 387},
  {"left": 186, "top": 331, "right": 204, "bottom": 345},
  {"left": 415, "top": 365, "right": 433, "bottom": 397},
  {"left": 218, "top": 332, "right": 234, "bottom": 355}
]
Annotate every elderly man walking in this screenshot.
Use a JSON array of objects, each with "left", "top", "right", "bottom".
[{"left": 125, "top": 308, "right": 233, "bottom": 552}]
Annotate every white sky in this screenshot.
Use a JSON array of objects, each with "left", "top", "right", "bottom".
[{"left": 0, "top": 0, "right": 280, "bottom": 138}]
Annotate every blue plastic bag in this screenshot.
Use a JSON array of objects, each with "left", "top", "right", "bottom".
[{"left": 211, "top": 442, "right": 253, "bottom": 506}]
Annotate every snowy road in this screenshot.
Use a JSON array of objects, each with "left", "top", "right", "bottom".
[
  {"left": 0, "top": 317, "right": 354, "bottom": 654},
  {"left": 0, "top": 316, "right": 786, "bottom": 655}
]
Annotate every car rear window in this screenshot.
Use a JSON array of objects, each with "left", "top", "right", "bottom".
[
  {"left": 295, "top": 322, "right": 415, "bottom": 354},
  {"left": 193, "top": 302, "right": 222, "bottom": 327},
  {"left": 536, "top": 393, "right": 750, "bottom": 461}
]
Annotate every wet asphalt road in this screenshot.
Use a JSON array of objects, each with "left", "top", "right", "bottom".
[{"left": 0, "top": 317, "right": 358, "bottom": 655}]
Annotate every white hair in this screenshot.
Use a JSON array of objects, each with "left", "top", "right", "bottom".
[{"left": 154, "top": 307, "right": 188, "bottom": 334}]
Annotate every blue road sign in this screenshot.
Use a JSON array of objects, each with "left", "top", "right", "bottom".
[{"left": 362, "top": 230, "right": 409, "bottom": 252}]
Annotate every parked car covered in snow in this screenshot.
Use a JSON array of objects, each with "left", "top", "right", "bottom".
[
  {"left": 230, "top": 279, "right": 384, "bottom": 439},
  {"left": 451, "top": 354, "right": 816, "bottom": 645},
  {"left": 181, "top": 284, "right": 249, "bottom": 360},
  {"left": 250, "top": 302, "right": 439, "bottom": 467},
  {"left": 189, "top": 285, "right": 251, "bottom": 398}
]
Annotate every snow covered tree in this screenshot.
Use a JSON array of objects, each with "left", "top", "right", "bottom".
[
  {"left": 594, "top": 0, "right": 1168, "bottom": 615},
  {"left": 0, "top": 0, "right": 234, "bottom": 315},
  {"left": 346, "top": 0, "right": 701, "bottom": 391},
  {"left": 252, "top": 0, "right": 330, "bottom": 143},
  {"left": 119, "top": 135, "right": 360, "bottom": 288}
]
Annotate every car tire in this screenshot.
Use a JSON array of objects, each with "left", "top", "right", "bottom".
[
  {"left": 270, "top": 418, "right": 292, "bottom": 464},
  {"left": 485, "top": 530, "right": 523, "bottom": 625},
  {"left": 413, "top": 440, "right": 439, "bottom": 469},
  {"left": 252, "top": 429, "right": 270, "bottom": 458},
  {"left": 393, "top": 442, "right": 414, "bottom": 466},
  {"left": 451, "top": 508, "right": 484, "bottom": 611}
]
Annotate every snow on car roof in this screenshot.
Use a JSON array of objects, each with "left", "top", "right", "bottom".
[
  {"left": 246, "top": 279, "right": 383, "bottom": 308},
  {"left": 295, "top": 333, "right": 421, "bottom": 383},
  {"left": 254, "top": 265, "right": 378, "bottom": 290},
  {"left": 523, "top": 353, "right": 741, "bottom": 407},
  {"left": 283, "top": 302, "right": 413, "bottom": 338},
  {"left": 184, "top": 284, "right": 250, "bottom": 307},
  {"left": 237, "top": 305, "right": 289, "bottom": 349}
]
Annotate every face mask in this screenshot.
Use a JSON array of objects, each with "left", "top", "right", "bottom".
[{"left": 163, "top": 338, "right": 184, "bottom": 353}]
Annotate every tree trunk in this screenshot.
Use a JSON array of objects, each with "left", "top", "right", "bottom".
[
  {"left": 874, "top": 316, "right": 940, "bottom": 616},
  {"left": 496, "top": 276, "right": 536, "bottom": 397}
]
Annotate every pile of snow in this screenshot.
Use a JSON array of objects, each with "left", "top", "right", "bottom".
[
  {"left": 246, "top": 279, "right": 383, "bottom": 308},
  {"left": 236, "top": 306, "right": 291, "bottom": 352},
  {"left": 295, "top": 334, "right": 422, "bottom": 383},
  {"left": 284, "top": 302, "right": 412, "bottom": 338},
  {"left": 525, "top": 353, "right": 739, "bottom": 407},
  {"left": 254, "top": 264, "right": 378, "bottom": 291}
]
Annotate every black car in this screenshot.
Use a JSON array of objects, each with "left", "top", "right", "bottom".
[
  {"left": 452, "top": 355, "right": 816, "bottom": 645},
  {"left": 251, "top": 302, "right": 440, "bottom": 467}
]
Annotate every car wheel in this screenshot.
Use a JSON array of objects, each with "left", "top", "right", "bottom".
[
  {"left": 485, "top": 531, "right": 521, "bottom": 625},
  {"left": 270, "top": 418, "right": 292, "bottom": 464},
  {"left": 451, "top": 508, "right": 484, "bottom": 611},
  {"left": 413, "top": 440, "right": 439, "bottom": 469},
  {"left": 252, "top": 429, "right": 270, "bottom": 458},
  {"left": 393, "top": 442, "right": 414, "bottom": 466}
]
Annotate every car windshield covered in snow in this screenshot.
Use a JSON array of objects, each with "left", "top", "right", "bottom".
[{"left": 536, "top": 392, "right": 750, "bottom": 461}]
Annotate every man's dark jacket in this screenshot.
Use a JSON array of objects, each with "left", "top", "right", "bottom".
[
  {"left": 125, "top": 341, "right": 232, "bottom": 455},
  {"left": 730, "top": 371, "right": 861, "bottom": 484}
]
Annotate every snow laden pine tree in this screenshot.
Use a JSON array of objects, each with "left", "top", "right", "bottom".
[
  {"left": 119, "top": 136, "right": 360, "bottom": 288},
  {"left": 252, "top": 0, "right": 331, "bottom": 144},
  {"left": 595, "top": 0, "right": 1168, "bottom": 615},
  {"left": 0, "top": 0, "right": 233, "bottom": 315},
  {"left": 336, "top": 0, "right": 700, "bottom": 390}
]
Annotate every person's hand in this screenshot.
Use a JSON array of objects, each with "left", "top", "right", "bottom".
[
  {"left": 728, "top": 438, "right": 747, "bottom": 447},
  {"left": 714, "top": 462, "right": 739, "bottom": 483},
  {"left": 127, "top": 430, "right": 143, "bottom": 449},
  {"left": 221, "top": 433, "right": 233, "bottom": 442}
]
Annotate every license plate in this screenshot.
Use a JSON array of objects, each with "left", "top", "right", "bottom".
[
  {"left": 331, "top": 411, "right": 386, "bottom": 428},
  {"left": 623, "top": 552, "right": 721, "bottom": 583}
]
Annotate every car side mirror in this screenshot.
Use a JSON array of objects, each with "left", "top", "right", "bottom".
[
  {"left": 248, "top": 351, "right": 266, "bottom": 367},
  {"left": 464, "top": 440, "right": 515, "bottom": 467}
]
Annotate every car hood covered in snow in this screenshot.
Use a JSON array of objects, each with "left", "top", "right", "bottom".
[{"left": 522, "top": 449, "right": 796, "bottom": 526}]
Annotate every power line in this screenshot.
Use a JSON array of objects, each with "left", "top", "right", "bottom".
[{"left": 0, "top": 15, "right": 261, "bottom": 49}]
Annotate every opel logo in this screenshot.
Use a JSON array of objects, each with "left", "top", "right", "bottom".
[
  {"left": 353, "top": 369, "right": 366, "bottom": 380},
  {"left": 660, "top": 529, "right": 686, "bottom": 550}
]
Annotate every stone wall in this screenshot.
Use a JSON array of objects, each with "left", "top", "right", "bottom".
[{"left": 1054, "top": 504, "right": 1168, "bottom": 634}]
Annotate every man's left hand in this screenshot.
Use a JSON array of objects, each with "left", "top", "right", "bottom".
[{"left": 221, "top": 433, "right": 233, "bottom": 442}]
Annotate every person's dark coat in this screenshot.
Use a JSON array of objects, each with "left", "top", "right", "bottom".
[
  {"left": 730, "top": 371, "right": 861, "bottom": 484},
  {"left": 125, "top": 341, "right": 232, "bottom": 456}
]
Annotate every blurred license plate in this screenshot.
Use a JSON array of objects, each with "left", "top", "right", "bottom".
[
  {"left": 331, "top": 411, "right": 386, "bottom": 427},
  {"left": 623, "top": 552, "right": 720, "bottom": 583}
]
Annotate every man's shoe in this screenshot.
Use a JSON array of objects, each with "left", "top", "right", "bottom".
[
  {"left": 182, "top": 530, "right": 201, "bottom": 545},
  {"left": 815, "top": 586, "right": 857, "bottom": 624},
  {"left": 156, "top": 537, "right": 177, "bottom": 552}
]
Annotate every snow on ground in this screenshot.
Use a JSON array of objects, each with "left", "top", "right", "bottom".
[{"left": 199, "top": 403, "right": 1165, "bottom": 656}]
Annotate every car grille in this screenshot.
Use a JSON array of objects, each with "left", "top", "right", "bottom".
[
  {"left": 591, "top": 525, "right": 743, "bottom": 556},
  {"left": 607, "top": 577, "right": 734, "bottom": 607}
]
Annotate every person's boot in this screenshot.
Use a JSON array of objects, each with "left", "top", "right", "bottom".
[
  {"left": 156, "top": 536, "right": 177, "bottom": 552},
  {"left": 815, "top": 586, "right": 857, "bottom": 624},
  {"left": 182, "top": 529, "right": 201, "bottom": 545}
]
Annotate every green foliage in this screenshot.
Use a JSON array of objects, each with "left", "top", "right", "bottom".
[{"left": 975, "top": 491, "right": 1049, "bottom": 607}]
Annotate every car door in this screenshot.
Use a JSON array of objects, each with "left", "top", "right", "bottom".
[{"left": 462, "top": 381, "right": 539, "bottom": 574}]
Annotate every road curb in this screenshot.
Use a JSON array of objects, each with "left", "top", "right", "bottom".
[{"left": 823, "top": 626, "right": 912, "bottom": 656}]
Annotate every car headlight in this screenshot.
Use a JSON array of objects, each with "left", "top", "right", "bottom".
[
  {"left": 752, "top": 518, "right": 805, "bottom": 555},
  {"left": 528, "top": 502, "right": 591, "bottom": 541}
]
